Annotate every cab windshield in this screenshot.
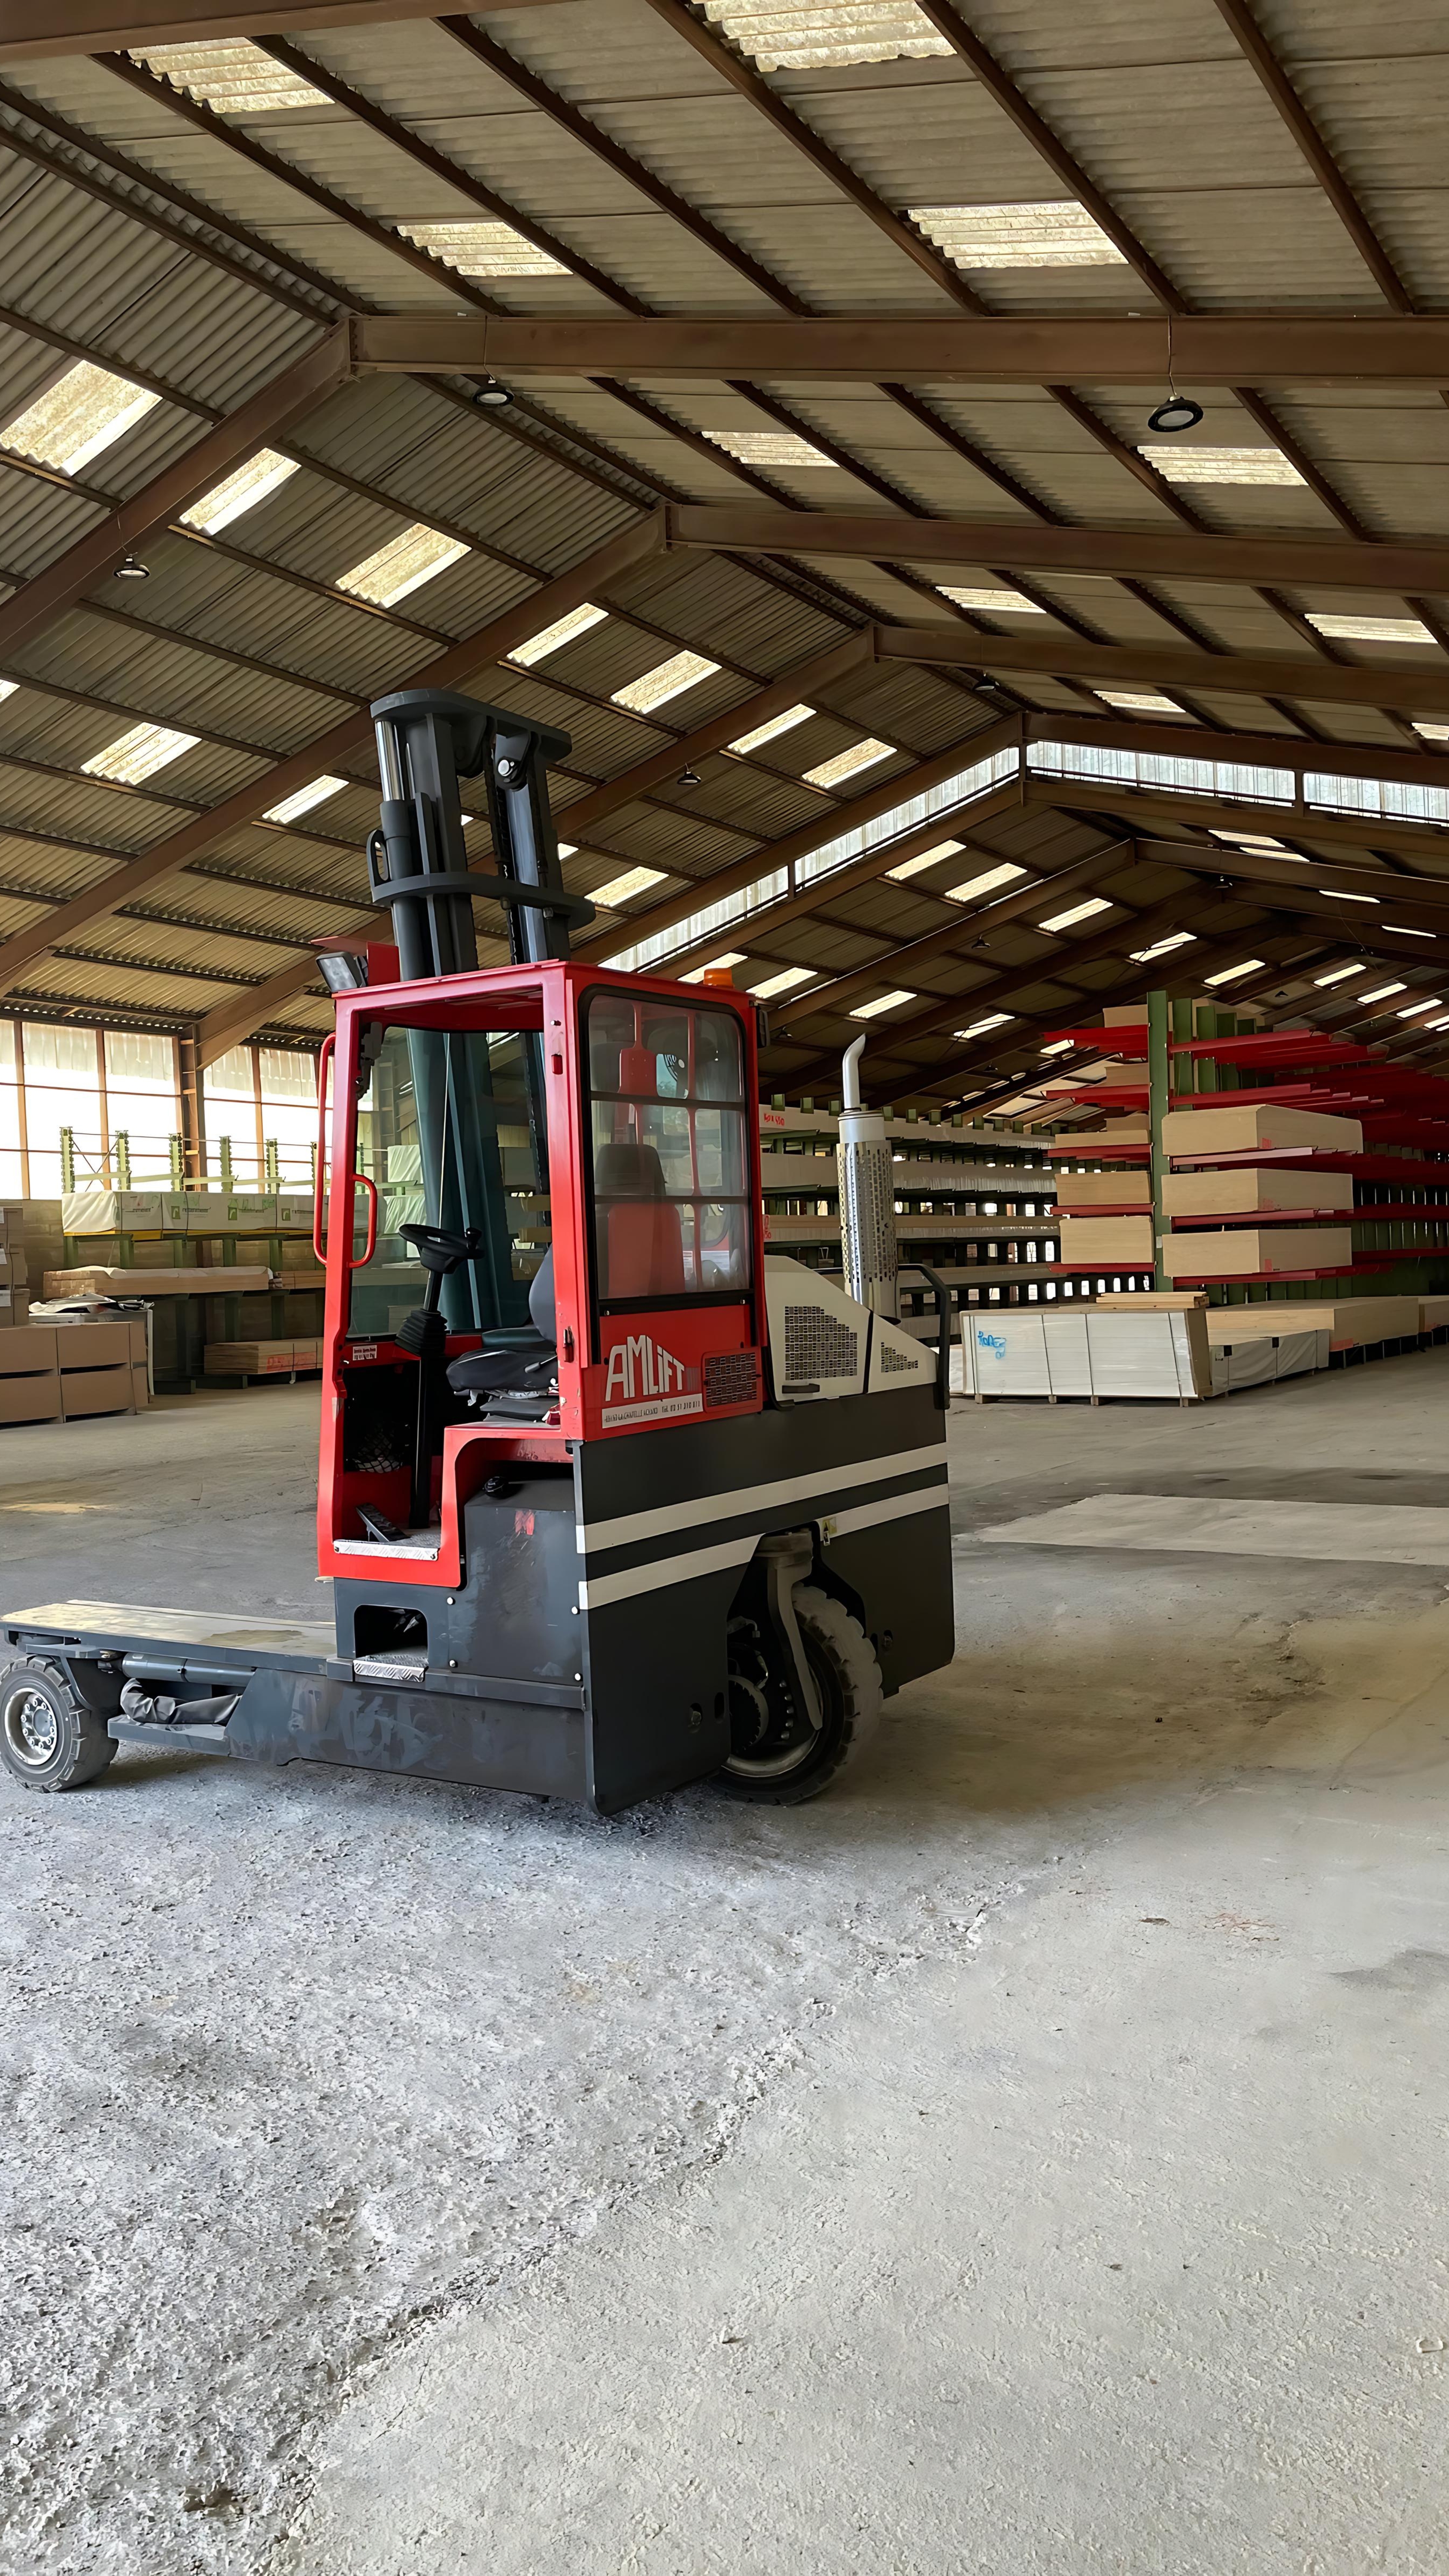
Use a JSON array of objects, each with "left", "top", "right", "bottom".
[
  {"left": 348, "top": 1021, "right": 549, "bottom": 1339},
  {"left": 584, "top": 989, "right": 751, "bottom": 1310}
]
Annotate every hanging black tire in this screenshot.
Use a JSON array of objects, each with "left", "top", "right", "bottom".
[
  {"left": 0, "top": 1660, "right": 117, "bottom": 1793},
  {"left": 715, "top": 1585, "right": 883, "bottom": 1805}
]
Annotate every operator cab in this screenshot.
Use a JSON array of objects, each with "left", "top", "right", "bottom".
[{"left": 317, "top": 963, "right": 767, "bottom": 1589}]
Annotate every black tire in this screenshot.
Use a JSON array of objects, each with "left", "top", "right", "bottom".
[
  {"left": 0, "top": 1659, "right": 117, "bottom": 1793},
  {"left": 715, "top": 1585, "right": 883, "bottom": 1806}
]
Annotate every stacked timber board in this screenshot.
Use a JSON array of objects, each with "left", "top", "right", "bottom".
[
  {"left": 1159, "top": 1104, "right": 1363, "bottom": 1282},
  {"left": 204, "top": 1338, "right": 322, "bottom": 1379}
]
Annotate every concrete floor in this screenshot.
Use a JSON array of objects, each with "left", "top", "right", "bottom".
[{"left": 3, "top": 1361, "right": 1449, "bottom": 2572}]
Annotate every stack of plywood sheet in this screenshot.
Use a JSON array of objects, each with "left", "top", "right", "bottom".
[
  {"left": 203, "top": 1338, "right": 322, "bottom": 1379},
  {"left": 1160, "top": 1103, "right": 1363, "bottom": 1282}
]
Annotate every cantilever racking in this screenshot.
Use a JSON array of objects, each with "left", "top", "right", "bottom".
[{"left": 1042, "top": 1012, "right": 1449, "bottom": 1309}]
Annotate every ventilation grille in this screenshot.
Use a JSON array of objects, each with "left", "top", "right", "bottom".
[
  {"left": 704, "top": 1349, "right": 760, "bottom": 1408},
  {"left": 878, "top": 1340, "right": 920, "bottom": 1374},
  {"left": 784, "top": 1304, "right": 859, "bottom": 1382}
]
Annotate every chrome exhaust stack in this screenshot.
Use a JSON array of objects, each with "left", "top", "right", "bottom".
[{"left": 836, "top": 1034, "right": 899, "bottom": 1318}]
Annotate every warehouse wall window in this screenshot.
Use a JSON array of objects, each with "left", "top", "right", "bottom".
[{"left": 0, "top": 1018, "right": 319, "bottom": 1196}]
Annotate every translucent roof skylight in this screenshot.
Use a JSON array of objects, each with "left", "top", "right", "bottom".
[
  {"left": 400, "top": 220, "right": 567, "bottom": 279},
  {"left": 886, "top": 838, "right": 965, "bottom": 882},
  {"left": 1307, "top": 613, "right": 1435, "bottom": 645},
  {"left": 700, "top": 0, "right": 950, "bottom": 70},
  {"left": 937, "top": 586, "right": 1046, "bottom": 614},
  {"left": 508, "top": 602, "right": 607, "bottom": 668},
  {"left": 704, "top": 431, "right": 835, "bottom": 470},
  {"left": 1039, "top": 895, "right": 1112, "bottom": 933},
  {"left": 945, "top": 862, "right": 1027, "bottom": 902},
  {"left": 131, "top": 39, "right": 329, "bottom": 112},
  {"left": 1131, "top": 931, "right": 1197, "bottom": 961},
  {"left": 180, "top": 447, "right": 298, "bottom": 534},
  {"left": 851, "top": 989, "right": 917, "bottom": 1019},
  {"left": 82, "top": 721, "right": 199, "bottom": 784},
  {"left": 955, "top": 1012, "right": 1014, "bottom": 1038},
  {"left": 1139, "top": 446, "right": 1305, "bottom": 486},
  {"left": 749, "top": 965, "right": 817, "bottom": 997},
  {"left": 911, "top": 201, "right": 1127, "bottom": 270},
  {"left": 1204, "top": 959, "right": 1267, "bottom": 985},
  {"left": 589, "top": 865, "right": 667, "bottom": 908},
  {"left": 264, "top": 775, "right": 346, "bottom": 826},
  {"left": 803, "top": 738, "right": 893, "bottom": 789},
  {"left": 729, "top": 704, "right": 816, "bottom": 755},
  {"left": 3, "top": 361, "right": 159, "bottom": 477},
  {"left": 1315, "top": 963, "right": 1364, "bottom": 985},
  {"left": 1415, "top": 722, "right": 1449, "bottom": 742},
  {"left": 1397, "top": 997, "right": 1442, "bottom": 1017},
  {"left": 1358, "top": 982, "right": 1406, "bottom": 1003},
  {"left": 1095, "top": 689, "right": 1182, "bottom": 716},
  {"left": 337, "top": 525, "right": 468, "bottom": 608},
  {"left": 611, "top": 651, "right": 720, "bottom": 714}
]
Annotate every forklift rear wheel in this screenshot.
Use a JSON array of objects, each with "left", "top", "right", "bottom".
[
  {"left": 0, "top": 1661, "right": 117, "bottom": 1793},
  {"left": 717, "top": 1587, "right": 882, "bottom": 1805}
]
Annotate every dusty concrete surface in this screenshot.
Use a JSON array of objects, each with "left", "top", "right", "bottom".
[{"left": 2, "top": 1364, "right": 1449, "bottom": 2572}]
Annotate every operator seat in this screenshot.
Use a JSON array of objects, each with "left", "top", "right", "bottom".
[
  {"left": 445, "top": 1243, "right": 557, "bottom": 1400},
  {"left": 594, "top": 1140, "right": 685, "bottom": 1298}
]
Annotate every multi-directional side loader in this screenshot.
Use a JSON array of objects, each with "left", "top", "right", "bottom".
[{"left": 1, "top": 690, "right": 955, "bottom": 1814}]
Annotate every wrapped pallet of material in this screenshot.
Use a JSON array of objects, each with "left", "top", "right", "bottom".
[
  {"left": 1053, "top": 1170, "right": 1151, "bottom": 1209},
  {"left": 1161, "top": 1103, "right": 1362, "bottom": 1155},
  {"left": 1057, "top": 1213, "right": 1155, "bottom": 1264},
  {"left": 1162, "top": 1166, "right": 1355, "bottom": 1216},
  {"left": 959, "top": 1306, "right": 1209, "bottom": 1400},
  {"left": 1160, "top": 1226, "right": 1353, "bottom": 1279}
]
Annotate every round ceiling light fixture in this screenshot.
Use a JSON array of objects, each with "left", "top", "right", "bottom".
[
  {"left": 677, "top": 765, "right": 701, "bottom": 789},
  {"left": 113, "top": 552, "right": 150, "bottom": 580},
  {"left": 1146, "top": 394, "right": 1204, "bottom": 434},
  {"left": 474, "top": 380, "right": 513, "bottom": 408}
]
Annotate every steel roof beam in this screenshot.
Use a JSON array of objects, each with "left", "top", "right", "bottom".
[
  {"left": 0, "top": 0, "right": 570, "bottom": 63},
  {"left": 1023, "top": 777, "right": 1449, "bottom": 868},
  {"left": 668, "top": 505, "right": 1449, "bottom": 601},
  {"left": 1209, "top": 0, "right": 1415, "bottom": 315},
  {"left": 349, "top": 313, "right": 1449, "bottom": 386},
  {"left": 876, "top": 623, "right": 1449, "bottom": 720}
]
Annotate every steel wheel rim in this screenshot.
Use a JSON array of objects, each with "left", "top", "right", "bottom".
[
  {"left": 724, "top": 1636, "right": 837, "bottom": 1781},
  {"left": 3, "top": 1683, "right": 60, "bottom": 1768}
]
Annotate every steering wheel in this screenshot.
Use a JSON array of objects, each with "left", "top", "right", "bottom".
[{"left": 399, "top": 1221, "right": 482, "bottom": 1276}]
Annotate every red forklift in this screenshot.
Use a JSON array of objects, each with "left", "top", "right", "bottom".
[{"left": 1, "top": 692, "right": 954, "bottom": 1813}]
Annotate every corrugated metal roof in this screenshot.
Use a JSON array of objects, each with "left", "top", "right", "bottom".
[{"left": 0, "top": 0, "right": 1447, "bottom": 1093}]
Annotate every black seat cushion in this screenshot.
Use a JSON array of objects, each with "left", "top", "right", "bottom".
[{"left": 447, "top": 1348, "right": 553, "bottom": 1395}]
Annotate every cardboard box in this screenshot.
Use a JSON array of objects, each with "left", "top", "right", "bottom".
[
  {"left": 0, "top": 1370, "right": 61, "bottom": 1424},
  {"left": 56, "top": 1319, "right": 134, "bottom": 1370},
  {"left": 60, "top": 1361, "right": 136, "bottom": 1419},
  {"left": 1162, "top": 1103, "right": 1363, "bottom": 1156},
  {"left": 0, "top": 1246, "right": 29, "bottom": 1285},
  {"left": 0, "top": 1321, "right": 56, "bottom": 1373},
  {"left": 61, "top": 1189, "right": 170, "bottom": 1235},
  {"left": 132, "top": 1364, "right": 150, "bottom": 1412},
  {"left": 1418, "top": 1297, "right": 1449, "bottom": 1333},
  {"left": 1161, "top": 1226, "right": 1354, "bottom": 1279},
  {"left": 1053, "top": 1171, "right": 1151, "bottom": 1210},
  {"left": 1162, "top": 1166, "right": 1356, "bottom": 1217},
  {"left": 1057, "top": 1214, "right": 1156, "bottom": 1264},
  {"left": 0, "top": 1287, "right": 29, "bottom": 1328}
]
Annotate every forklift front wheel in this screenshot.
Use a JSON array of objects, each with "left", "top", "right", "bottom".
[
  {"left": 716, "top": 1588, "right": 882, "bottom": 1805},
  {"left": 0, "top": 1661, "right": 117, "bottom": 1793}
]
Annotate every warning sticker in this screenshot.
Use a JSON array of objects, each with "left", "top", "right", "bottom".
[{"left": 601, "top": 1391, "right": 705, "bottom": 1429}]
